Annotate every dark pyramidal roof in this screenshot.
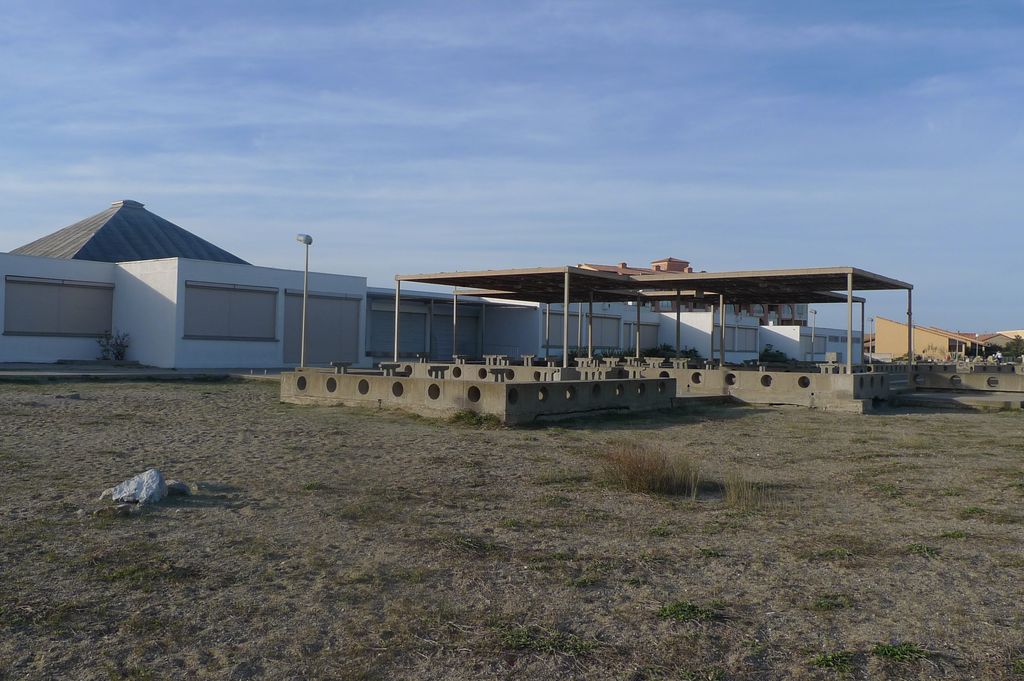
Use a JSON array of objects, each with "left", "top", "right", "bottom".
[{"left": 11, "top": 200, "right": 249, "bottom": 265}]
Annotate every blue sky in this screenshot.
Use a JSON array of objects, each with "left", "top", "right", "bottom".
[{"left": 1, "top": 1, "right": 1022, "bottom": 330}]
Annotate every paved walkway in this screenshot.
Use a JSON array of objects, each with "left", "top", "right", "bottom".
[{"left": 0, "top": 363, "right": 283, "bottom": 383}]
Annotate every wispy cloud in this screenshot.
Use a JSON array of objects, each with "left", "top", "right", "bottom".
[{"left": 1, "top": 1, "right": 1022, "bottom": 328}]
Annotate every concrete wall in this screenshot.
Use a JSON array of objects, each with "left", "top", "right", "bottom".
[
  {"left": 0, "top": 253, "right": 117, "bottom": 363},
  {"left": 114, "top": 259, "right": 180, "bottom": 367},
  {"left": 172, "top": 259, "right": 367, "bottom": 369}
]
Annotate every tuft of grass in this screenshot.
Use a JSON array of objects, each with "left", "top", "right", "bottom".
[
  {"left": 939, "top": 529, "right": 967, "bottom": 539},
  {"left": 301, "top": 481, "right": 328, "bottom": 492},
  {"left": 698, "top": 547, "right": 723, "bottom": 558},
  {"left": 876, "top": 483, "right": 903, "bottom": 498},
  {"left": 649, "top": 525, "right": 671, "bottom": 537},
  {"left": 499, "top": 624, "right": 596, "bottom": 656},
  {"left": 601, "top": 442, "right": 699, "bottom": 497},
  {"left": 813, "top": 593, "right": 852, "bottom": 611},
  {"left": 1011, "top": 658, "right": 1024, "bottom": 675},
  {"left": 100, "top": 560, "right": 199, "bottom": 586},
  {"left": 535, "top": 470, "right": 590, "bottom": 486},
  {"left": 448, "top": 410, "right": 502, "bottom": 429},
  {"left": 872, "top": 642, "right": 929, "bottom": 662},
  {"left": 439, "top": 534, "right": 504, "bottom": 557},
  {"left": 813, "top": 651, "right": 854, "bottom": 672},
  {"left": 680, "top": 670, "right": 726, "bottom": 681},
  {"left": 723, "top": 471, "right": 778, "bottom": 512},
  {"left": 907, "top": 543, "right": 939, "bottom": 558},
  {"left": 657, "top": 600, "right": 720, "bottom": 623},
  {"left": 958, "top": 506, "right": 1020, "bottom": 524}
]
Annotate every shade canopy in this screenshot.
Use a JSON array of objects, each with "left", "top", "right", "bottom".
[
  {"left": 396, "top": 265, "right": 908, "bottom": 305},
  {"left": 397, "top": 266, "right": 646, "bottom": 304}
]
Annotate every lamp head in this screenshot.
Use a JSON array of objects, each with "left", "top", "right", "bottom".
[{"left": 295, "top": 233, "right": 313, "bottom": 245}]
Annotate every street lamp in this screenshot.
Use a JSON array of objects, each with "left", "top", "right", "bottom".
[
  {"left": 295, "top": 234, "right": 313, "bottom": 368},
  {"left": 809, "top": 308, "right": 817, "bottom": 361},
  {"left": 869, "top": 317, "right": 875, "bottom": 357}
]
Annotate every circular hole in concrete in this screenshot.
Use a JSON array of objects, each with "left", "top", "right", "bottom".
[
  {"left": 507, "top": 388, "right": 519, "bottom": 405},
  {"left": 798, "top": 376, "right": 810, "bottom": 389},
  {"left": 357, "top": 379, "right": 370, "bottom": 395},
  {"left": 326, "top": 377, "right": 337, "bottom": 393},
  {"left": 538, "top": 386, "right": 549, "bottom": 401},
  {"left": 988, "top": 376, "right": 1000, "bottom": 387},
  {"left": 507, "top": 370, "right": 515, "bottom": 380},
  {"left": 296, "top": 376, "right": 307, "bottom": 391},
  {"left": 452, "top": 366, "right": 462, "bottom": 378},
  {"left": 615, "top": 384, "right": 624, "bottom": 397},
  {"left": 659, "top": 371, "right": 670, "bottom": 378},
  {"left": 468, "top": 386, "right": 481, "bottom": 402},
  {"left": 564, "top": 386, "right": 575, "bottom": 400},
  {"left": 691, "top": 372, "right": 702, "bottom": 384},
  {"left": 478, "top": 368, "right": 488, "bottom": 379},
  {"left": 533, "top": 371, "right": 541, "bottom": 381},
  {"left": 392, "top": 381, "right": 404, "bottom": 397},
  {"left": 592, "top": 383, "right": 601, "bottom": 397},
  {"left": 403, "top": 365, "right": 412, "bottom": 375},
  {"left": 950, "top": 375, "right": 962, "bottom": 386},
  {"left": 725, "top": 373, "right": 737, "bottom": 386},
  {"left": 427, "top": 383, "right": 440, "bottom": 400},
  {"left": 636, "top": 383, "right": 646, "bottom": 396},
  {"left": 760, "top": 374, "right": 773, "bottom": 387}
]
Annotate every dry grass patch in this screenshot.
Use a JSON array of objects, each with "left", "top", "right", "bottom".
[
  {"left": 722, "top": 471, "right": 779, "bottom": 513},
  {"left": 601, "top": 441, "right": 699, "bottom": 497}
]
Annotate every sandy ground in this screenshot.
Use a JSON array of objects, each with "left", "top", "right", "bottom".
[{"left": 1, "top": 380, "right": 1022, "bottom": 680}]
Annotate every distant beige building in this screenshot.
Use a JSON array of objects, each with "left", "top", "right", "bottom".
[{"left": 873, "top": 317, "right": 984, "bottom": 360}]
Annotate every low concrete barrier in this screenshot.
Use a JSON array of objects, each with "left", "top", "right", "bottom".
[
  {"left": 649, "top": 367, "right": 888, "bottom": 412},
  {"left": 280, "top": 370, "right": 676, "bottom": 424}
]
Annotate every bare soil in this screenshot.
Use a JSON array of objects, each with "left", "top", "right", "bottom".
[{"left": 1, "top": 380, "right": 1022, "bottom": 680}]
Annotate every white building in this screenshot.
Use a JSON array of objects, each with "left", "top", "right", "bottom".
[{"left": 1, "top": 200, "right": 861, "bottom": 369}]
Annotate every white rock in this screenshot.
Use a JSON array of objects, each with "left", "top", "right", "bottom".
[{"left": 102, "top": 468, "right": 167, "bottom": 505}]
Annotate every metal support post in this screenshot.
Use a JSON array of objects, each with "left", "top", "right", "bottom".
[
  {"left": 576, "top": 302, "right": 583, "bottom": 354},
  {"left": 392, "top": 280, "right": 401, "bottom": 362},
  {"left": 562, "top": 271, "right": 570, "bottom": 368},
  {"left": 452, "top": 290, "right": 458, "bottom": 359},
  {"left": 718, "top": 294, "right": 725, "bottom": 367},
  {"left": 675, "top": 289, "right": 681, "bottom": 357},
  {"left": 846, "top": 271, "right": 853, "bottom": 374},
  {"left": 634, "top": 294, "right": 641, "bottom": 358},
  {"left": 907, "top": 288, "right": 914, "bottom": 380},
  {"left": 587, "top": 292, "right": 593, "bottom": 358},
  {"left": 544, "top": 303, "right": 550, "bottom": 359}
]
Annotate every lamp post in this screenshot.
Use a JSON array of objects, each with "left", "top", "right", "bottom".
[
  {"left": 869, "top": 317, "right": 875, "bottom": 357},
  {"left": 295, "top": 234, "right": 313, "bottom": 368},
  {"left": 809, "top": 308, "right": 817, "bottom": 362}
]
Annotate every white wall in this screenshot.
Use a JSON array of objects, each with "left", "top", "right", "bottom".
[
  {"left": 172, "top": 259, "right": 367, "bottom": 369},
  {"left": 0, "top": 253, "right": 117, "bottom": 363},
  {"left": 759, "top": 325, "right": 801, "bottom": 360},
  {"left": 114, "top": 259, "right": 180, "bottom": 367},
  {"left": 657, "top": 310, "right": 713, "bottom": 358}
]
